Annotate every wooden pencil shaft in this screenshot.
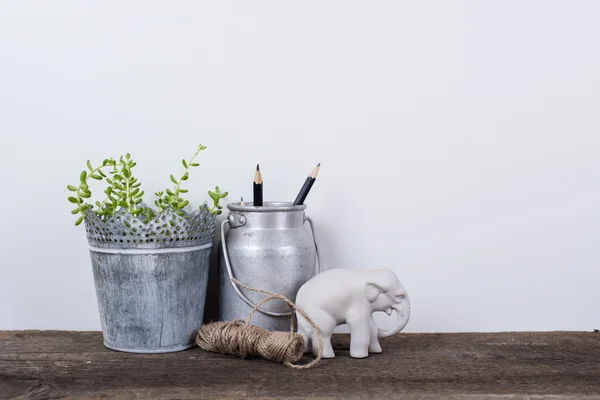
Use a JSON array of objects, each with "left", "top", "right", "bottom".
[{"left": 293, "top": 177, "right": 315, "bottom": 205}]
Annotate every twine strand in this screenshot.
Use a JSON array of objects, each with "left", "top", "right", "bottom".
[{"left": 196, "top": 278, "right": 323, "bottom": 369}]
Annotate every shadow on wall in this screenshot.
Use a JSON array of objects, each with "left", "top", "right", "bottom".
[{"left": 203, "top": 216, "right": 225, "bottom": 324}]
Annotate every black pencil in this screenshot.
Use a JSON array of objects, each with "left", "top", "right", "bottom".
[
  {"left": 253, "top": 164, "right": 263, "bottom": 206},
  {"left": 293, "top": 163, "right": 320, "bottom": 205}
]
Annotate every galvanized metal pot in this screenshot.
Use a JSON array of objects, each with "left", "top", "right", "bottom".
[
  {"left": 85, "top": 206, "right": 216, "bottom": 353},
  {"left": 219, "top": 201, "right": 321, "bottom": 331}
]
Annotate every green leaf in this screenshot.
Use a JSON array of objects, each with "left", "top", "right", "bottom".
[
  {"left": 71, "top": 208, "right": 80, "bottom": 214},
  {"left": 68, "top": 196, "right": 79, "bottom": 203},
  {"left": 221, "top": 191, "right": 229, "bottom": 198},
  {"left": 208, "top": 191, "right": 219, "bottom": 201},
  {"left": 126, "top": 153, "right": 131, "bottom": 160},
  {"left": 190, "top": 163, "right": 200, "bottom": 167},
  {"left": 135, "top": 190, "right": 144, "bottom": 198},
  {"left": 67, "top": 185, "right": 78, "bottom": 191},
  {"left": 75, "top": 215, "right": 84, "bottom": 226},
  {"left": 180, "top": 200, "right": 189, "bottom": 208},
  {"left": 179, "top": 188, "right": 188, "bottom": 193},
  {"left": 215, "top": 186, "right": 220, "bottom": 193},
  {"left": 123, "top": 168, "right": 131, "bottom": 178},
  {"left": 80, "top": 192, "right": 91, "bottom": 198},
  {"left": 170, "top": 175, "right": 178, "bottom": 184},
  {"left": 166, "top": 189, "right": 173, "bottom": 196},
  {"left": 182, "top": 159, "right": 188, "bottom": 168},
  {"left": 181, "top": 174, "right": 188, "bottom": 181},
  {"left": 155, "top": 200, "right": 161, "bottom": 207},
  {"left": 106, "top": 187, "right": 112, "bottom": 195},
  {"left": 135, "top": 198, "right": 142, "bottom": 204},
  {"left": 131, "top": 188, "right": 140, "bottom": 196},
  {"left": 98, "top": 170, "right": 106, "bottom": 178},
  {"left": 80, "top": 171, "right": 87, "bottom": 182},
  {"left": 91, "top": 174, "right": 102, "bottom": 180}
]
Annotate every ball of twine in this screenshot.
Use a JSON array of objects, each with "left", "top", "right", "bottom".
[{"left": 196, "top": 279, "right": 323, "bottom": 369}]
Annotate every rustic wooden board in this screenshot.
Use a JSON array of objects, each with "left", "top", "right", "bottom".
[{"left": 1, "top": 331, "right": 599, "bottom": 399}]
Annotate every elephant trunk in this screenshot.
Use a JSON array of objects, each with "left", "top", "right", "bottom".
[{"left": 378, "top": 296, "right": 411, "bottom": 338}]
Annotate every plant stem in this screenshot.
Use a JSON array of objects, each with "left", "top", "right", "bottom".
[
  {"left": 124, "top": 165, "right": 133, "bottom": 212},
  {"left": 76, "top": 164, "right": 111, "bottom": 210},
  {"left": 171, "top": 147, "right": 203, "bottom": 205}
]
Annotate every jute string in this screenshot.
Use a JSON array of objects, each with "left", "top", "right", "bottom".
[{"left": 196, "top": 278, "right": 323, "bottom": 369}]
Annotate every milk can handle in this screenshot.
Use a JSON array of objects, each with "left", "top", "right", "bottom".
[
  {"left": 221, "top": 219, "right": 292, "bottom": 317},
  {"left": 304, "top": 216, "right": 323, "bottom": 275}
]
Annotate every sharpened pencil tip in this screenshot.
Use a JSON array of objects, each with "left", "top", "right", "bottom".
[
  {"left": 309, "top": 163, "right": 320, "bottom": 179},
  {"left": 254, "top": 165, "right": 263, "bottom": 184}
]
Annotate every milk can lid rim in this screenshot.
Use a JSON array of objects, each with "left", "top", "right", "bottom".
[{"left": 227, "top": 201, "right": 307, "bottom": 212}]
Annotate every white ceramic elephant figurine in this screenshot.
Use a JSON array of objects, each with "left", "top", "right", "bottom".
[{"left": 295, "top": 268, "right": 410, "bottom": 359}]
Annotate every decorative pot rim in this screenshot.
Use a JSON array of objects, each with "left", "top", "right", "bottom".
[{"left": 84, "top": 204, "right": 216, "bottom": 249}]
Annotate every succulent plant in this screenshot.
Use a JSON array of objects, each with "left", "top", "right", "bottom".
[{"left": 67, "top": 144, "right": 226, "bottom": 226}]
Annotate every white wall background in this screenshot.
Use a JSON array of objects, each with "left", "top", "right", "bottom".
[{"left": 1, "top": 1, "right": 599, "bottom": 333}]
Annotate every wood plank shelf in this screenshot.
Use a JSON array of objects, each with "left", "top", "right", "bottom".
[{"left": 1, "top": 331, "right": 599, "bottom": 399}]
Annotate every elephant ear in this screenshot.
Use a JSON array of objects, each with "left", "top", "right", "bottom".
[{"left": 365, "top": 283, "right": 385, "bottom": 303}]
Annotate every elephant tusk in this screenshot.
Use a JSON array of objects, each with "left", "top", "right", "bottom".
[{"left": 385, "top": 306, "right": 392, "bottom": 316}]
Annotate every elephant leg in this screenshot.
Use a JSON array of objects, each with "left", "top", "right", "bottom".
[
  {"left": 348, "top": 318, "right": 371, "bottom": 358},
  {"left": 306, "top": 313, "right": 336, "bottom": 358},
  {"left": 368, "top": 316, "right": 382, "bottom": 353},
  {"left": 314, "top": 321, "right": 335, "bottom": 359},
  {"left": 297, "top": 310, "right": 335, "bottom": 358},
  {"left": 297, "top": 324, "right": 312, "bottom": 354}
]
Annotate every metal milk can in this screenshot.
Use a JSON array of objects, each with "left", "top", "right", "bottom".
[{"left": 219, "top": 201, "right": 321, "bottom": 331}]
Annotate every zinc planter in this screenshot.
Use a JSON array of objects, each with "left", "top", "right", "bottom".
[{"left": 84, "top": 206, "right": 216, "bottom": 353}]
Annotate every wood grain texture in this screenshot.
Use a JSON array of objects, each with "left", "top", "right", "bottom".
[{"left": 1, "top": 331, "right": 599, "bottom": 399}]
